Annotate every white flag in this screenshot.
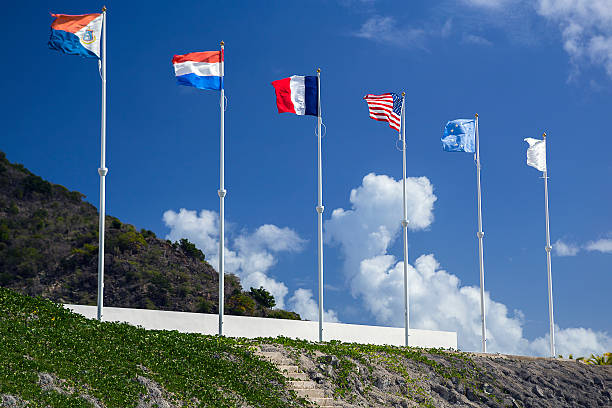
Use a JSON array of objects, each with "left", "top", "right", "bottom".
[{"left": 524, "top": 138, "right": 546, "bottom": 172}]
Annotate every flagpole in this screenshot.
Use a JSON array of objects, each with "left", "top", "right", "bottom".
[
  {"left": 218, "top": 41, "right": 226, "bottom": 336},
  {"left": 542, "top": 132, "right": 555, "bottom": 357},
  {"left": 400, "top": 92, "right": 410, "bottom": 347},
  {"left": 316, "top": 68, "right": 324, "bottom": 343},
  {"left": 96, "top": 6, "right": 107, "bottom": 322},
  {"left": 475, "top": 113, "right": 486, "bottom": 353}
]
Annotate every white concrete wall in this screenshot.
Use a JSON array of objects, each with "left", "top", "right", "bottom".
[{"left": 65, "top": 305, "right": 457, "bottom": 349}]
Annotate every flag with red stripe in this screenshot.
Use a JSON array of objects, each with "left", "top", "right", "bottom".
[{"left": 363, "top": 93, "right": 403, "bottom": 132}]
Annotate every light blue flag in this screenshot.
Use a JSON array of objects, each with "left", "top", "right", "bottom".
[{"left": 442, "top": 119, "right": 475, "bottom": 153}]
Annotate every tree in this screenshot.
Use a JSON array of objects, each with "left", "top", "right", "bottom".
[{"left": 250, "top": 286, "right": 276, "bottom": 308}]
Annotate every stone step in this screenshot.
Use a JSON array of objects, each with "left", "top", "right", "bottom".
[
  {"left": 277, "top": 364, "right": 299, "bottom": 373},
  {"left": 295, "top": 388, "right": 326, "bottom": 399},
  {"left": 286, "top": 372, "right": 309, "bottom": 381},
  {"left": 289, "top": 380, "right": 317, "bottom": 389},
  {"left": 312, "top": 397, "right": 335, "bottom": 406}
]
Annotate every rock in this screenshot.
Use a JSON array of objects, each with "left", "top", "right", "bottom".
[
  {"left": 431, "top": 384, "right": 447, "bottom": 397},
  {"left": 1, "top": 395, "right": 19, "bottom": 408},
  {"left": 483, "top": 383, "right": 494, "bottom": 394},
  {"left": 456, "top": 382, "right": 465, "bottom": 394},
  {"left": 465, "top": 387, "right": 479, "bottom": 402},
  {"left": 375, "top": 376, "right": 389, "bottom": 390},
  {"left": 593, "top": 376, "right": 604, "bottom": 388},
  {"left": 532, "top": 385, "right": 545, "bottom": 398}
]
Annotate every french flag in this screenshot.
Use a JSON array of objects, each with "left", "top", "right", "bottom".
[
  {"left": 48, "top": 13, "right": 103, "bottom": 58},
  {"left": 172, "top": 51, "right": 223, "bottom": 91},
  {"left": 271, "top": 76, "right": 318, "bottom": 116}
]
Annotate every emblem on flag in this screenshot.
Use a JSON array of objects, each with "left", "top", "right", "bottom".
[
  {"left": 82, "top": 29, "right": 95, "bottom": 44},
  {"left": 363, "top": 93, "right": 403, "bottom": 132}
]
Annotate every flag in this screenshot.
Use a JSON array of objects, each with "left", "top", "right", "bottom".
[
  {"left": 271, "top": 76, "right": 318, "bottom": 116},
  {"left": 363, "top": 93, "right": 402, "bottom": 132},
  {"left": 172, "top": 51, "right": 223, "bottom": 91},
  {"left": 49, "top": 13, "right": 103, "bottom": 58},
  {"left": 524, "top": 137, "right": 546, "bottom": 172},
  {"left": 442, "top": 119, "right": 476, "bottom": 153}
]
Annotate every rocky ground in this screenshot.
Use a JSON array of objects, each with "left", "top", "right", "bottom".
[{"left": 260, "top": 343, "right": 612, "bottom": 408}]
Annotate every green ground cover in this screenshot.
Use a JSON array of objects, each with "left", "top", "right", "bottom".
[{"left": 0, "top": 287, "right": 311, "bottom": 408}]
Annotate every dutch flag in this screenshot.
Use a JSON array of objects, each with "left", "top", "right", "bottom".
[{"left": 172, "top": 51, "right": 223, "bottom": 91}]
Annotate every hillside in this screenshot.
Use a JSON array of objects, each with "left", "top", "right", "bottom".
[
  {"left": 0, "top": 151, "right": 298, "bottom": 319},
  {"left": 1, "top": 288, "right": 611, "bottom": 408}
]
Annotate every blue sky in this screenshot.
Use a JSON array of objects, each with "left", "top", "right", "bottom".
[{"left": 2, "top": 0, "right": 611, "bottom": 356}]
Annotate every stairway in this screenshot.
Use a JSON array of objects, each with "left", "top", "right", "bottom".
[{"left": 256, "top": 350, "right": 336, "bottom": 407}]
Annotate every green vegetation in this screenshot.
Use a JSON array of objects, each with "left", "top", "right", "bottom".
[
  {"left": 177, "top": 238, "right": 205, "bottom": 261},
  {"left": 577, "top": 352, "right": 612, "bottom": 365},
  {"left": 0, "top": 287, "right": 311, "bottom": 408},
  {"left": 0, "top": 150, "right": 300, "bottom": 320},
  {"left": 250, "top": 286, "right": 276, "bottom": 308}
]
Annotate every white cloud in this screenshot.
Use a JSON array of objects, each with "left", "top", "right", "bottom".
[
  {"left": 163, "top": 209, "right": 306, "bottom": 309},
  {"left": 462, "top": 0, "right": 514, "bottom": 8},
  {"left": 441, "top": 18, "right": 453, "bottom": 38},
  {"left": 529, "top": 326, "right": 612, "bottom": 357},
  {"left": 325, "top": 173, "right": 436, "bottom": 277},
  {"left": 325, "top": 173, "right": 612, "bottom": 356},
  {"left": 585, "top": 238, "right": 612, "bottom": 254},
  {"left": 353, "top": 16, "right": 427, "bottom": 48},
  {"left": 288, "top": 289, "right": 339, "bottom": 323},
  {"left": 462, "top": 33, "right": 493, "bottom": 46},
  {"left": 537, "top": 0, "right": 612, "bottom": 79},
  {"left": 553, "top": 239, "right": 579, "bottom": 256}
]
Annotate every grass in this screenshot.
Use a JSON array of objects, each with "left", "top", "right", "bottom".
[{"left": 0, "top": 287, "right": 310, "bottom": 408}]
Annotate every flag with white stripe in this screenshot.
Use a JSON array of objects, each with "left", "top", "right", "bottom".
[{"left": 363, "top": 93, "right": 402, "bottom": 132}]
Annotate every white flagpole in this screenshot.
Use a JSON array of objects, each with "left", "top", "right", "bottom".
[
  {"left": 316, "top": 68, "right": 324, "bottom": 342},
  {"left": 400, "top": 92, "right": 410, "bottom": 347},
  {"left": 96, "top": 6, "right": 107, "bottom": 321},
  {"left": 475, "top": 113, "right": 487, "bottom": 353},
  {"left": 542, "top": 132, "right": 555, "bottom": 357},
  {"left": 218, "top": 41, "right": 226, "bottom": 336}
]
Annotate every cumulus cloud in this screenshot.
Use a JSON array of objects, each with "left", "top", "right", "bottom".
[
  {"left": 553, "top": 239, "right": 579, "bottom": 256},
  {"left": 585, "top": 238, "right": 612, "bottom": 254},
  {"left": 289, "top": 289, "right": 340, "bottom": 323},
  {"left": 325, "top": 173, "right": 612, "bottom": 356},
  {"left": 163, "top": 209, "right": 306, "bottom": 309}
]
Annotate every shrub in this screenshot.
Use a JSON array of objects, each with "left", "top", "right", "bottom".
[
  {"left": 8, "top": 203, "right": 18, "bottom": 215},
  {"left": 178, "top": 238, "right": 205, "bottom": 261},
  {"left": 228, "top": 293, "right": 256, "bottom": 316},
  {"left": 266, "top": 309, "right": 301, "bottom": 320},
  {"left": 250, "top": 286, "right": 276, "bottom": 308},
  {"left": 108, "top": 230, "right": 147, "bottom": 252},
  {"left": 140, "top": 229, "right": 156, "bottom": 239},
  {"left": 22, "top": 174, "right": 52, "bottom": 197},
  {"left": 110, "top": 218, "right": 122, "bottom": 229},
  {"left": 196, "top": 298, "right": 215, "bottom": 313}
]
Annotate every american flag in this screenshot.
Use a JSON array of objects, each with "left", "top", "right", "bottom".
[{"left": 363, "top": 93, "right": 403, "bottom": 132}]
